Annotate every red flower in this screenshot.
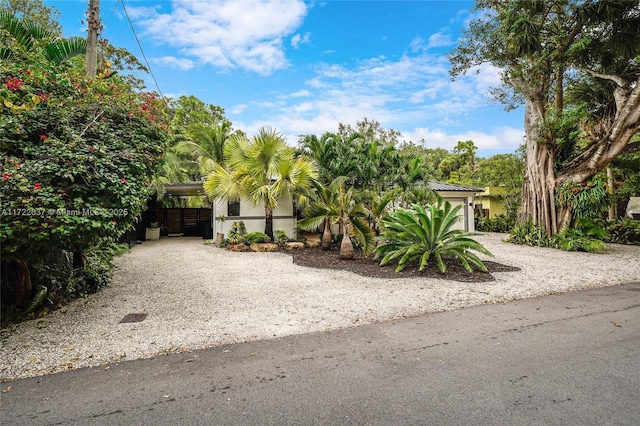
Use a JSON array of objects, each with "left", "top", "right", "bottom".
[
  {"left": 5, "top": 77, "right": 23, "bottom": 91},
  {"left": 40, "top": 135, "right": 48, "bottom": 141},
  {"left": 33, "top": 183, "right": 42, "bottom": 190},
  {"left": 2, "top": 173, "right": 12, "bottom": 182},
  {"left": 120, "top": 177, "right": 128, "bottom": 185},
  {"left": 89, "top": 146, "right": 95, "bottom": 151},
  {"left": 60, "top": 189, "right": 66, "bottom": 194}
]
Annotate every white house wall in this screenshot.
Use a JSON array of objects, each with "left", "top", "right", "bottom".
[
  {"left": 435, "top": 191, "right": 476, "bottom": 232},
  {"left": 212, "top": 197, "right": 297, "bottom": 238}
]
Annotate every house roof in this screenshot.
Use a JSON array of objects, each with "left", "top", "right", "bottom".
[
  {"left": 164, "top": 183, "right": 205, "bottom": 196},
  {"left": 428, "top": 181, "right": 483, "bottom": 193}
]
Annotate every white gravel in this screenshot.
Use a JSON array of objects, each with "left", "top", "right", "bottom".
[{"left": 2, "top": 233, "right": 639, "bottom": 381}]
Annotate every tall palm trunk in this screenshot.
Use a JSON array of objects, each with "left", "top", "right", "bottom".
[
  {"left": 321, "top": 218, "right": 332, "bottom": 250},
  {"left": 339, "top": 219, "right": 354, "bottom": 259}
]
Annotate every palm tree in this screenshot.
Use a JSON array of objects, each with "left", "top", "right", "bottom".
[
  {"left": 357, "top": 188, "right": 401, "bottom": 235},
  {"left": 175, "top": 120, "right": 232, "bottom": 180},
  {"left": 335, "top": 177, "right": 376, "bottom": 259},
  {"left": 204, "top": 126, "right": 318, "bottom": 240},
  {"left": 298, "top": 179, "right": 342, "bottom": 250},
  {"left": 299, "top": 176, "right": 375, "bottom": 259},
  {"left": 0, "top": 11, "right": 86, "bottom": 63}
]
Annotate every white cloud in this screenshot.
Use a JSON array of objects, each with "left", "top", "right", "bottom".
[
  {"left": 409, "top": 36, "right": 426, "bottom": 53},
  {"left": 409, "top": 29, "right": 454, "bottom": 53},
  {"left": 129, "top": 0, "right": 308, "bottom": 75},
  {"left": 290, "top": 90, "right": 311, "bottom": 98},
  {"left": 291, "top": 32, "right": 311, "bottom": 49},
  {"left": 235, "top": 33, "right": 521, "bottom": 152},
  {"left": 407, "top": 126, "right": 524, "bottom": 152},
  {"left": 229, "top": 104, "right": 248, "bottom": 115},
  {"left": 154, "top": 56, "right": 194, "bottom": 70},
  {"left": 426, "top": 29, "right": 453, "bottom": 49}
]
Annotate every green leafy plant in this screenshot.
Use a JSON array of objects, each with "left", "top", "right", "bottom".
[
  {"left": 227, "top": 221, "right": 247, "bottom": 244},
  {"left": 298, "top": 176, "right": 375, "bottom": 259},
  {"left": 375, "top": 200, "right": 493, "bottom": 273},
  {"left": 273, "top": 230, "right": 290, "bottom": 244},
  {"left": 244, "top": 231, "right": 271, "bottom": 244},
  {"left": 555, "top": 178, "right": 610, "bottom": 222},
  {"left": 476, "top": 214, "right": 516, "bottom": 233},
  {"left": 1, "top": 21, "right": 170, "bottom": 316},
  {"left": 599, "top": 218, "right": 640, "bottom": 245},
  {"left": 507, "top": 221, "right": 551, "bottom": 247},
  {"left": 552, "top": 219, "right": 608, "bottom": 253}
]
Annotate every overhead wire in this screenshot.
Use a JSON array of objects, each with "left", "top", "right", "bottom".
[{"left": 118, "top": 0, "right": 166, "bottom": 101}]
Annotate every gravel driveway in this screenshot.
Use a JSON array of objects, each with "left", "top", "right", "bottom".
[{"left": 2, "top": 233, "right": 639, "bottom": 381}]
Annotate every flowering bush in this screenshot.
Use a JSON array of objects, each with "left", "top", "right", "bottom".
[{"left": 1, "top": 47, "right": 170, "bottom": 311}]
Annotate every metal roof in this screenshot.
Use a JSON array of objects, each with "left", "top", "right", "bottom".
[{"left": 428, "top": 181, "right": 483, "bottom": 192}]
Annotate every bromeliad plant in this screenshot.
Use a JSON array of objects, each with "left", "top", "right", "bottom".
[{"left": 375, "top": 200, "right": 493, "bottom": 273}]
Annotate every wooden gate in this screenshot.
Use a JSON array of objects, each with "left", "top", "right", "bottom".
[{"left": 156, "top": 208, "right": 213, "bottom": 238}]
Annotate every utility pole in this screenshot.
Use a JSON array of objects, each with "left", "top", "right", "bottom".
[{"left": 85, "top": 0, "right": 101, "bottom": 77}]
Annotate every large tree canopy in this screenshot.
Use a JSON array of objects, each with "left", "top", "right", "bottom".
[{"left": 449, "top": 0, "right": 640, "bottom": 234}]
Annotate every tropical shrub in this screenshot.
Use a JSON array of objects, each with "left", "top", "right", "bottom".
[
  {"left": 509, "top": 219, "right": 609, "bottom": 253},
  {"left": 599, "top": 218, "right": 640, "bottom": 245},
  {"left": 244, "top": 231, "right": 271, "bottom": 244},
  {"left": 507, "top": 221, "right": 550, "bottom": 247},
  {"left": 228, "top": 221, "right": 247, "bottom": 244},
  {"left": 375, "top": 200, "right": 493, "bottom": 273},
  {"left": 551, "top": 219, "right": 608, "bottom": 253},
  {"left": 476, "top": 214, "right": 515, "bottom": 233},
  {"left": 273, "top": 229, "right": 290, "bottom": 244}
]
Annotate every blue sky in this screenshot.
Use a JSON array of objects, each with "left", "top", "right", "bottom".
[{"left": 47, "top": 0, "right": 524, "bottom": 156}]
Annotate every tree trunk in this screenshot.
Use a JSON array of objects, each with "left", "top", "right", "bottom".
[
  {"left": 519, "top": 100, "right": 562, "bottom": 235},
  {"left": 73, "top": 248, "right": 87, "bottom": 269},
  {"left": 607, "top": 167, "right": 616, "bottom": 220},
  {"left": 339, "top": 218, "right": 354, "bottom": 259},
  {"left": 339, "top": 232, "right": 354, "bottom": 259},
  {"left": 321, "top": 219, "right": 332, "bottom": 250},
  {"left": 264, "top": 205, "right": 274, "bottom": 241},
  {"left": 1, "top": 256, "right": 32, "bottom": 307}
]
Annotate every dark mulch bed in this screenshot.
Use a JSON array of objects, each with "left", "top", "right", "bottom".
[{"left": 289, "top": 246, "right": 520, "bottom": 283}]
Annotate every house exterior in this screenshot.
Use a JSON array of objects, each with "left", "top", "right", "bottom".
[
  {"left": 161, "top": 181, "right": 481, "bottom": 238},
  {"left": 427, "top": 181, "right": 482, "bottom": 232},
  {"left": 626, "top": 197, "right": 640, "bottom": 219},
  {"left": 475, "top": 186, "right": 508, "bottom": 218},
  {"left": 161, "top": 183, "right": 298, "bottom": 239},
  {"left": 211, "top": 196, "right": 297, "bottom": 238}
]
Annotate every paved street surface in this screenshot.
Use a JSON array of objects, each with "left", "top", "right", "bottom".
[{"left": 2, "top": 282, "right": 639, "bottom": 425}]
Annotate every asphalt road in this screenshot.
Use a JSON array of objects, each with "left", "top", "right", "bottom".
[{"left": 2, "top": 282, "right": 639, "bottom": 426}]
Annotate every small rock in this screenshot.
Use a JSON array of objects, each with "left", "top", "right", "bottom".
[
  {"left": 305, "top": 240, "right": 321, "bottom": 248},
  {"left": 226, "top": 244, "right": 251, "bottom": 252},
  {"left": 285, "top": 242, "right": 305, "bottom": 250},
  {"left": 250, "top": 243, "right": 279, "bottom": 252}
]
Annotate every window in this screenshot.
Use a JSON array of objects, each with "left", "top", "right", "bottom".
[{"left": 227, "top": 201, "right": 240, "bottom": 217}]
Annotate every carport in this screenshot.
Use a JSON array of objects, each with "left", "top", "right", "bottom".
[{"left": 149, "top": 183, "right": 214, "bottom": 239}]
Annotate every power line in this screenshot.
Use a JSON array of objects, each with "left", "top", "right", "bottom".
[{"left": 118, "top": 0, "right": 165, "bottom": 100}]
